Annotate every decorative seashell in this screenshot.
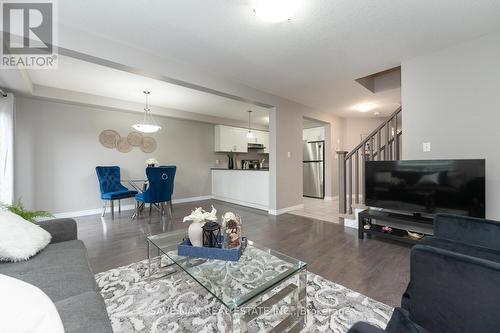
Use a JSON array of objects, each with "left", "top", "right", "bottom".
[
  {"left": 221, "top": 212, "right": 236, "bottom": 228},
  {"left": 407, "top": 231, "right": 425, "bottom": 240}
]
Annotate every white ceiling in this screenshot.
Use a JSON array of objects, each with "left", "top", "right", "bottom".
[
  {"left": 26, "top": 56, "right": 271, "bottom": 126},
  {"left": 56, "top": 0, "right": 500, "bottom": 117}
]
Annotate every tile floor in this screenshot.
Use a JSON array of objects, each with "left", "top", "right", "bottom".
[{"left": 288, "top": 197, "right": 341, "bottom": 223}]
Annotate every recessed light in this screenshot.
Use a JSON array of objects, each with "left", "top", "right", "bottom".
[
  {"left": 355, "top": 103, "right": 375, "bottom": 113},
  {"left": 253, "top": 0, "right": 300, "bottom": 23}
]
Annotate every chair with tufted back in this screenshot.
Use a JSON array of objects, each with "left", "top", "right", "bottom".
[
  {"left": 95, "top": 166, "right": 138, "bottom": 219},
  {"left": 135, "top": 166, "right": 176, "bottom": 222}
]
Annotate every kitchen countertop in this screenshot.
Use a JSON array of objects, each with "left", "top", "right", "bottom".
[{"left": 211, "top": 168, "right": 269, "bottom": 171}]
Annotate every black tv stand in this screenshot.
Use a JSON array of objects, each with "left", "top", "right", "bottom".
[{"left": 358, "top": 209, "right": 434, "bottom": 245}]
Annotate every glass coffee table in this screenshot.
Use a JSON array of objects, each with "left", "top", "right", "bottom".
[{"left": 147, "top": 232, "right": 307, "bottom": 333}]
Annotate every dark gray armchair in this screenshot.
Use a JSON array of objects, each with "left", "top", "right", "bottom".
[{"left": 349, "top": 214, "right": 500, "bottom": 333}]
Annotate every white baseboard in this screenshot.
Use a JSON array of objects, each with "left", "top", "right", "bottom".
[
  {"left": 53, "top": 195, "right": 213, "bottom": 219},
  {"left": 54, "top": 195, "right": 306, "bottom": 218},
  {"left": 53, "top": 204, "right": 135, "bottom": 218},
  {"left": 323, "top": 196, "right": 338, "bottom": 201},
  {"left": 172, "top": 195, "right": 212, "bottom": 204},
  {"left": 212, "top": 195, "right": 268, "bottom": 211},
  {"left": 268, "top": 204, "right": 304, "bottom": 216}
]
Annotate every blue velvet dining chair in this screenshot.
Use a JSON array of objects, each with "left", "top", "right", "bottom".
[
  {"left": 95, "top": 166, "right": 138, "bottom": 219},
  {"left": 135, "top": 166, "right": 176, "bottom": 222}
]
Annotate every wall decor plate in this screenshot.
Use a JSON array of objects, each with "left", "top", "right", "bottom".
[
  {"left": 99, "top": 130, "right": 120, "bottom": 149},
  {"left": 127, "top": 131, "right": 143, "bottom": 147},
  {"left": 117, "top": 137, "right": 133, "bottom": 153},
  {"left": 141, "top": 136, "right": 157, "bottom": 153}
]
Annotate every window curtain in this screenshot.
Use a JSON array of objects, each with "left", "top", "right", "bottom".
[{"left": 0, "top": 93, "right": 14, "bottom": 205}]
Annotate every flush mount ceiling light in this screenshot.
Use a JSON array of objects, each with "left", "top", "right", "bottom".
[
  {"left": 132, "top": 91, "right": 161, "bottom": 133},
  {"left": 253, "top": 0, "right": 300, "bottom": 23},
  {"left": 246, "top": 110, "right": 254, "bottom": 139},
  {"left": 355, "top": 103, "right": 375, "bottom": 113}
]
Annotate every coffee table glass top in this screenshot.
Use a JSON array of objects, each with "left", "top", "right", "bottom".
[{"left": 147, "top": 232, "right": 307, "bottom": 310}]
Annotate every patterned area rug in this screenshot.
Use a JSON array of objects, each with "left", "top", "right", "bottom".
[{"left": 96, "top": 259, "right": 392, "bottom": 333}]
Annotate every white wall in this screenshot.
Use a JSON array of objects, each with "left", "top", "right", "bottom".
[
  {"left": 14, "top": 97, "right": 218, "bottom": 214},
  {"left": 402, "top": 30, "right": 500, "bottom": 219},
  {"left": 342, "top": 117, "right": 386, "bottom": 152}
]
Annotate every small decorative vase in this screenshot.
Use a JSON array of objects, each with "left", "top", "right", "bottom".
[
  {"left": 228, "top": 157, "right": 234, "bottom": 169},
  {"left": 188, "top": 221, "right": 204, "bottom": 247}
]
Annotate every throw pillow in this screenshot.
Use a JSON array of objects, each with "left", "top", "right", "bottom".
[
  {"left": 0, "top": 274, "right": 64, "bottom": 333},
  {"left": 0, "top": 210, "right": 51, "bottom": 261}
]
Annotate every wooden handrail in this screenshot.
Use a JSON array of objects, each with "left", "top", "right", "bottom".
[
  {"left": 372, "top": 131, "right": 402, "bottom": 157},
  {"left": 346, "top": 107, "right": 401, "bottom": 160},
  {"left": 337, "top": 107, "right": 402, "bottom": 215}
]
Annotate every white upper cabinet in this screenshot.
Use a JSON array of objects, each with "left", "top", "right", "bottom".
[
  {"left": 303, "top": 127, "right": 325, "bottom": 142},
  {"left": 252, "top": 131, "right": 265, "bottom": 144},
  {"left": 215, "top": 125, "right": 234, "bottom": 152},
  {"left": 232, "top": 127, "right": 249, "bottom": 152},
  {"left": 214, "top": 125, "right": 269, "bottom": 153}
]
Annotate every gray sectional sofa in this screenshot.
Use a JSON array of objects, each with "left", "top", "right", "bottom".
[{"left": 0, "top": 218, "right": 113, "bottom": 333}]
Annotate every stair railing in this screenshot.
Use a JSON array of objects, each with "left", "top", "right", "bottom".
[{"left": 337, "top": 107, "right": 402, "bottom": 215}]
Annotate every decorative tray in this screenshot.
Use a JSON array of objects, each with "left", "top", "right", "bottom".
[{"left": 177, "top": 237, "right": 247, "bottom": 262}]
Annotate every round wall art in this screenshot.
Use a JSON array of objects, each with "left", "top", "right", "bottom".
[
  {"left": 141, "top": 136, "right": 157, "bottom": 153},
  {"left": 117, "top": 137, "right": 133, "bottom": 153},
  {"left": 99, "top": 130, "right": 120, "bottom": 149},
  {"left": 127, "top": 131, "right": 143, "bottom": 147},
  {"left": 99, "top": 130, "right": 157, "bottom": 153}
]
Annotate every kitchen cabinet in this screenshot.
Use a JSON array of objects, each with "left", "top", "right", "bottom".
[
  {"left": 215, "top": 125, "right": 269, "bottom": 153},
  {"left": 303, "top": 126, "right": 325, "bottom": 142},
  {"left": 211, "top": 169, "right": 269, "bottom": 210},
  {"left": 215, "top": 125, "right": 248, "bottom": 152}
]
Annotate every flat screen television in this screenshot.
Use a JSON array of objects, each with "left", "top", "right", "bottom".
[{"left": 365, "top": 159, "right": 485, "bottom": 218}]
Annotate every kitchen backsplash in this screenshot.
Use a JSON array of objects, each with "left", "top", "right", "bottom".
[{"left": 215, "top": 151, "right": 269, "bottom": 169}]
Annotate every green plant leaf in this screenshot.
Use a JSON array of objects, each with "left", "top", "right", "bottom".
[{"left": 1, "top": 199, "right": 53, "bottom": 223}]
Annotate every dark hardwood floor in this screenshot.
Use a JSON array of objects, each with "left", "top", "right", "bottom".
[{"left": 76, "top": 199, "right": 411, "bottom": 307}]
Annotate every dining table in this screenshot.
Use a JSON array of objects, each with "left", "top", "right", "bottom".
[{"left": 121, "top": 179, "right": 148, "bottom": 219}]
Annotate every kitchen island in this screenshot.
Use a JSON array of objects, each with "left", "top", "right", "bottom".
[{"left": 211, "top": 168, "right": 269, "bottom": 211}]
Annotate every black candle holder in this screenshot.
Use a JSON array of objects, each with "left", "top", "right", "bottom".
[{"left": 202, "top": 221, "right": 222, "bottom": 248}]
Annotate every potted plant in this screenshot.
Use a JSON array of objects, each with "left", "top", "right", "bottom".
[
  {"left": 145, "top": 158, "right": 159, "bottom": 167},
  {"left": 1, "top": 199, "right": 52, "bottom": 223}
]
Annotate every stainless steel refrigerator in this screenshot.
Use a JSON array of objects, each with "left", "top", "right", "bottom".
[{"left": 303, "top": 141, "right": 325, "bottom": 198}]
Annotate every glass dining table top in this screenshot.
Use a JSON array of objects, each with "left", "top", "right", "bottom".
[{"left": 147, "top": 232, "right": 307, "bottom": 310}]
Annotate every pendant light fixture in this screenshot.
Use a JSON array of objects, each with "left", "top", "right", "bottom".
[
  {"left": 132, "top": 91, "right": 161, "bottom": 133},
  {"left": 246, "top": 110, "right": 254, "bottom": 139}
]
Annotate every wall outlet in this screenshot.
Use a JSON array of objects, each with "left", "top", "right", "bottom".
[
  {"left": 215, "top": 159, "right": 220, "bottom": 165},
  {"left": 287, "top": 152, "right": 291, "bottom": 158},
  {"left": 423, "top": 142, "right": 431, "bottom": 152}
]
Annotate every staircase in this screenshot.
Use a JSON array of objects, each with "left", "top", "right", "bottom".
[{"left": 337, "top": 107, "right": 402, "bottom": 217}]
